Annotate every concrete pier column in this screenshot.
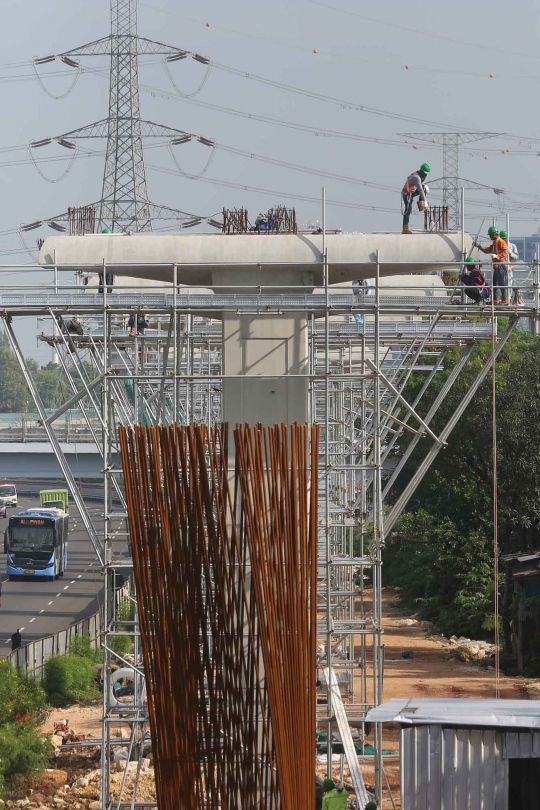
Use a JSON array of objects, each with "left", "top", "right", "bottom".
[{"left": 222, "top": 312, "right": 309, "bottom": 426}]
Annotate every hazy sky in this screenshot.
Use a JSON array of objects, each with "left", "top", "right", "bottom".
[{"left": 2, "top": 0, "right": 540, "bottom": 360}]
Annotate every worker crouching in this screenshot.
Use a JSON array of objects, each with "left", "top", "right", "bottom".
[
  {"left": 460, "top": 256, "right": 489, "bottom": 304},
  {"left": 402, "top": 163, "right": 430, "bottom": 234}
]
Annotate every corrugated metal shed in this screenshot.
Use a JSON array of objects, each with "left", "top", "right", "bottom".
[
  {"left": 367, "top": 699, "right": 540, "bottom": 809},
  {"left": 367, "top": 697, "right": 540, "bottom": 728}
]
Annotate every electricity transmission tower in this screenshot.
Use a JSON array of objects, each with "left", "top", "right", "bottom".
[
  {"left": 32, "top": 0, "right": 215, "bottom": 233},
  {"left": 399, "top": 132, "right": 500, "bottom": 229}
]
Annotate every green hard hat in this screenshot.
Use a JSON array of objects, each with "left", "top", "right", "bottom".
[
  {"left": 102, "top": 227, "right": 112, "bottom": 234},
  {"left": 365, "top": 803, "right": 378, "bottom": 810},
  {"left": 488, "top": 226, "right": 499, "bottom": 236},
  {"left": 420, "top": 163, "right": 431, "bottom": 174},
  {"left": 465, "top": 256, "right": 477, "bottom": 263},
  {"left": 499, "top": 229, "right": 508, "bottom": 239},
  {"left": 323, "top": 778, "right": 335, "bottom": 792}
]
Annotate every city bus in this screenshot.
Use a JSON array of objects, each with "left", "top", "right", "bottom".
[
  {"left": 0, "top": 483, "right": 17, "bottom": 507},
  {"left": 39, "top": 488, "right": 69, "bottom": 513},
  {"left": 4, "top": 508, "right": 68, "bottom": 580}
]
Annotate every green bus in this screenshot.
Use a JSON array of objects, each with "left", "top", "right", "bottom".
[{"left": 39, "top": 488, "right": 69, "bottom": 514}]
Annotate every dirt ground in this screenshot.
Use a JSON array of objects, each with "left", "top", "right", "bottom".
[
  {"left": 36, "top": 589, "right": 539, "bottom": 809},
  {"left": 353, "top": 589, "right": 540, "bottom": 806}
]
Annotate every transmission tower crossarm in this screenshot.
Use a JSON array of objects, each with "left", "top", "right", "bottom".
[
  {"left": 134, "top": 35, "right": 201, "bottom": 57},
  {"left": 52, "top": 120, "right": 206, "bottom": 142},
  {"left": 148, "top": 202, "right": 201, "bottom": 222},
  {"left": 54, "top": 121, "right": 110, "bottom": 140},
  {"left": 57, "top": 36, "right": 114, "bottom": 58},
  {"left": 398, "top": 131, "right": 502, "bottom": 144},
  {"left": 428, "top": 177, "right": 497, "bottom": 191}
]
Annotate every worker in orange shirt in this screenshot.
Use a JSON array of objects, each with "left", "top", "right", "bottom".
[{"left": 474, "top": 226, "right": 509, "bottom": 305}]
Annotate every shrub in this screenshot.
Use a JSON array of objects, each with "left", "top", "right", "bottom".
[
  {"left": 0, "top": 724, "right": 52, "bottom": 795},
  {"left": 69, "top": 634, "right": 102, "bottom": 663},
  {"left": 0, "top": 661, "right": 51, "bottom": 795},
  {"left": 0, "top": 660, "right": 48, "bottom": 728},
  {"left": 43, "top": 655, "right": 99, "bottom": 707}
]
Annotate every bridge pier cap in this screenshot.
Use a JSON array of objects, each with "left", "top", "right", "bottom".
[{"left": 39, "top": 232, "right": 473, "bottom": 288}]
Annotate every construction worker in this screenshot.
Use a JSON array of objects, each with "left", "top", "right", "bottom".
[
  {"left": 365, "top": 803, "right": 378, "bottom": 810},
  {"left": 499, "top": 230, "right": 523, "bottom": 306},
  {"left": 352, "top": 278, "right": 370, "bottom": 324},
  {"left": 460, "top": 257, "right": 489, "bottom": 304},
  {"left": 402, "top": 163, "right": 430, "bottom": 234},
  {"left": 474, "top": 226, "right": 509, "bottom": 305},
  {"left": 322, "top": 778, "right": 349, "bottom": 809}
]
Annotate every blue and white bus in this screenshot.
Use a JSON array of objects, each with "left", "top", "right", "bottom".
[{"left": 4, "top": 508, "right": 68, "bottom": 580}]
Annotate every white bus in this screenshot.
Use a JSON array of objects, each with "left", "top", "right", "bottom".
[{"left": 0, "top": 483, "right": 17, "bottom": 507}]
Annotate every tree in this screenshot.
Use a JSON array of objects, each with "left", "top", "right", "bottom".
[
  {"left": 0, "top": 328, "right": 71, "bottom": 412},
  {"left": 384, "top": 326, "right": 540, "bottom": 652}
]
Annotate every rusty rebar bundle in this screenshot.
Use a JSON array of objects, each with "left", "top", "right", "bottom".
[
  {"left": 67, "top": 205, "right": 96, "bottom": 235},
  {"left": 424, "top": 205, "right": 449, "bottom": 232},
  {"left": 119, "top": 422, "right": 319, "bottom": 809}
]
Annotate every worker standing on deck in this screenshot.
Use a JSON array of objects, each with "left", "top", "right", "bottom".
[
  {"left": 322, "top": 779, "right": 349, "bottom": 809},
  {"left": 499, "top": 230, "right": 523, "bottom": 306},
  {"left": 474, "top": 226, "right": 509, "bottom": 305},
  {"left": 402, "top": 163, "right": 430, "bottom": 234}
]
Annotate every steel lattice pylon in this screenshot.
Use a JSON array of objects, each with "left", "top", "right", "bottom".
[
  {"left": 399, "top": 132, "right": 500, "bottom": 230},
  {"left": 101, "top": 0, "right": 151, "bottom": 231},
  {"left": 31, "top": 0, "right": 215, "bottom": 234}
]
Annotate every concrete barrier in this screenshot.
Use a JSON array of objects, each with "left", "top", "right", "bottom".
[{"left": 8, "top": 608, "right": 103, "bottom": 677}]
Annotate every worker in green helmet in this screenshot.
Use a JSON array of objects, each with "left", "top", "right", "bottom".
[
  {"left": 459, "top": 256, "right": 489, "bottom": 304},
  {"left": 402, "top": 163, "right": 431, "bottom": 234},
  {"left": 474, "top": 226, "right": 509, "bottom": 304},
  {"left": 365, "top": 803, "right": 378, "bottom": 810},
  {"left": 322, "top": 778, "right": 349, "bottom": 809}
]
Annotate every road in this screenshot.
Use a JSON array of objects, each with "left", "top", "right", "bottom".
[{"left": 0, "top": 495, "right": 104, "bottom": 656}]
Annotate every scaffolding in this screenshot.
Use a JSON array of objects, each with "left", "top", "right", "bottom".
[{"left": 0, "top": 251, "right": 538, "bottom": 807}]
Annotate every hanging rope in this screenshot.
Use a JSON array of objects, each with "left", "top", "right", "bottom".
[
  {"left": 32, "top": 60, "right": 81, "bottom": 100},
  {"left": 162, "top": 59, "right": 212, "bottom": 98},
  {"left": 491, "top": 281, "right": 500, "bottom": 698},
  {"left": 27, "top": 144, "right": 78, "bottom": 184},
  {"left": 167, "top": 143, "right": 216, "bottom": 180}
]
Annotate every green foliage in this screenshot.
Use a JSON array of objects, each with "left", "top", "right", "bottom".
[
  {"left": 0, "top": 328, "right": 76, "bottom": 412},
  {"left": 385, "top": 328, "right": 540, "bottom": 648},
  {"left": 43, "top": 654, "right": 99, "bottom": 707},
  {"left": 68, "top": 634, "right": 102, "bottom": 664},
  {"left": 110, "top": 596, "right": 135, "bottom": 655},
  {"left": 0, "top": 724, "right": 52, "bottom": 796},
  {"left": 385, "top": 511, "right": 496, "bottom": 639},
  {"left": 512, "top": 594, "right": 540, "bottom": 677},
  {"left": 0, "top": 661, "right": 51, "bottom": 795},
  {"left": 0, "top": 661, "right": 48, "bottom": 728}
]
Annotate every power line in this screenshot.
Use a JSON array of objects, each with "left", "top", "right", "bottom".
[
  {"left": 147, "top": 162, "right": 399, "bottom": 213},
  {"left": 305, "top": 0, "right": 539, "bottom": 62}
]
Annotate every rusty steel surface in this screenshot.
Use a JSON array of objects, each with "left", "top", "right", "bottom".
[{"left": 119, "top": 422, "right": 319, "bottom": 809}]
